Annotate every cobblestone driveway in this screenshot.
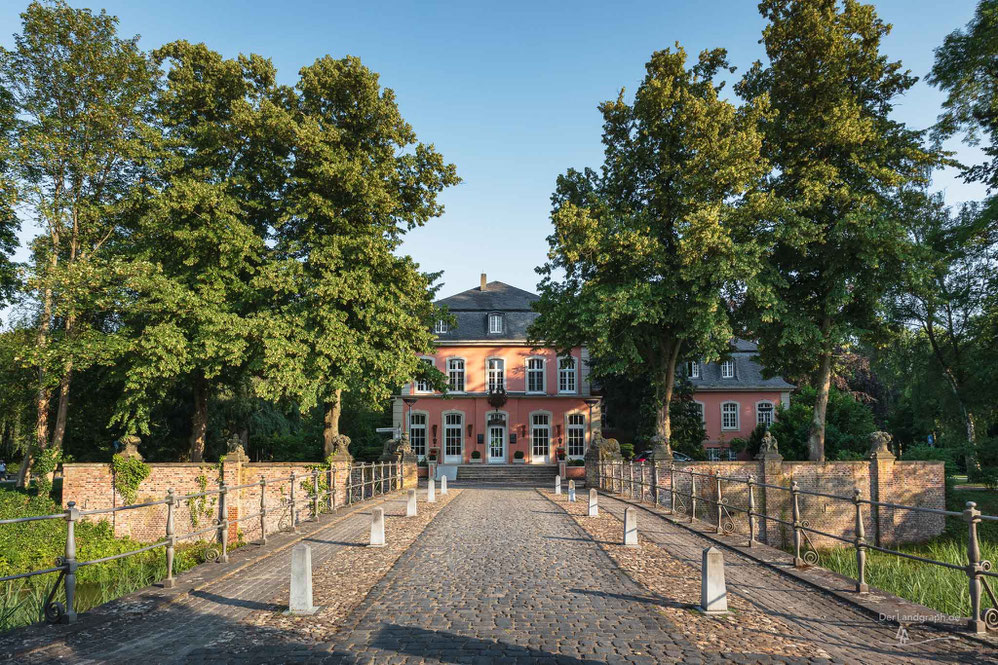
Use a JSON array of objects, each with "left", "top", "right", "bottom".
[{"left": 325, "top": 488, "right": 817, "bottom": 664}]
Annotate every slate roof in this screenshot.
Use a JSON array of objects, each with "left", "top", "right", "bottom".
[
  {"left": 689, "top": 341, "right": 794, "bottom": 391},
  {"left": 434, "top": 281, "right": 540, "bottom": 342}
]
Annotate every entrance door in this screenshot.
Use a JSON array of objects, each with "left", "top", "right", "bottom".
[
  {"left": 443, "top": 413, "right": 464, "bottom": 464},
  {"left": 488, "top": 425, "right": 506, "bottom": 463},
  {"left": 531, "top": 414, "right": 550, "bottom": 464}
]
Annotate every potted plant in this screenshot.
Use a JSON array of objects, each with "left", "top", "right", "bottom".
[
  {"left": 470, "top": 450, "right": 483, "bottom": 463},
  {"left": 513, "top": 450, "right": 525, "bottom": 464},
  {"left": 427, "top": 452, "right": 437, "bottom": 462},
  {"left": 556, "top": 447, "right": 567, "bottom": 461}
]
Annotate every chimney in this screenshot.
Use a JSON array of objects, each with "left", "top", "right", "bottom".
[{"left": 480, "top": 273, "right": 487, "bottom": 291}]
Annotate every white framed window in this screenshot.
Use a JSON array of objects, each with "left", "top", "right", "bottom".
[
  {"left": 566, "top": 413, "right": 586, "bottom": 457},
  {"left": 687, "top": 361, "right": 700, "bottom": 379},
  {"left": 707, "top": 448, "right": 721, "bottom": 462},
  {"left": 693, "top": 401, "right": 705, "bottom": 424},
  {"left": 447, "top": 358, "right": 465, "bottom": 392},
  {"left": 721, "top": 360, "right": 735, "bottom": 379},
  {"left": 409, "top": 412, "right": 427, "bottom": 457},
  {"left": 415, "top": 357, "right": 435, "bottom": 393},
  {"left": 558, "top": 355, "right": 577, "bottom": 394},
  {"left": 721, "top": 402, "right": 739, "bottom": 430},
  {"left": 487, "top": 358, "right": 505, "bottom": 391},
  {"left": 727, "top": 448, "right": 738, "bottom": 461},
  {"left": 488, "top": 313, "right": 503, "bottom": 334},
  {"left": 444, "top": 412, "right": 463, "bottom": 459},
  {"left": 526, "top": 357, "right": 545, "bottom": 393},
  {"left": 434, "top": 319, "right": 448, "bottom": 334},
  {"left": 756, "top": 401, "right": 774, "bottom": 426},
  {"left": 531, "top": 412, "right": 550, "bottom": 459}
]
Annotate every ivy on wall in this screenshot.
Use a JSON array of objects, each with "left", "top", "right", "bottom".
[{"left": 110, "top": 454, "right": 151, "bottom": 505}]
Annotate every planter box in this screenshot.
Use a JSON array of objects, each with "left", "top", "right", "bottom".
[
  {"left": 417, "top": 466, "right": 428, "bottom": 478},
  {"left": 565, "top": 466, "right": 586, "bottom": 479},
  {"left": 469, "top": 457, "right": 484, "bottom": 464},
  {"left": 513, "top": 458, "right": 526, "bottom": 464}
]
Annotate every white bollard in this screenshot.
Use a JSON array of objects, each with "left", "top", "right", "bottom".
[
  {"left": 623, "top": 506, "right": 638, "bottom": 547},
  {"left": 440, "top": 474, "right": 448, "bottom": 495},
  {"left": 407, "top": 489, "right": 417, "bottom": 517},
  {"left": 568, "top": 480, "right": 576, "bottom": 502},
  {"left": 555, "top": 475, "right": 562, "bottom": 495},
  {"left": 287, "top": 544, "right": 319, "bottom": 615},
  {"left": 700, "top": 547, "right": 729, "bottom": 615},
  {"left": 427, "top": 478, "right": 436, "bottom": 503},
  {"left": 589, "top": 489, "right": 598, "bottom": 517},
  {"left": 370, "top": 507, "right": 385, "bottom": 547}
]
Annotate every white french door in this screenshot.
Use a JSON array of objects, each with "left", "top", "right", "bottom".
[
  {"left": 531, "top": 414, "right": 550, "bottom": 464},
  {"left": 443, "top": 413, "right": 463, "bottom": 464},
  {"left": 488, "top": 425, "right": 506, "bottom": 463}
]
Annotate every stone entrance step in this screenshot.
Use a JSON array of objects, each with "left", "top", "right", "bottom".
[{"left": 454, "top": 464, "right": 572, "bottom": 485}]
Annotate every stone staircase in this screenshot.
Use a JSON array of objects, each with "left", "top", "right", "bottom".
[{"left": 454, "top": 464, "right": 562, "bottom": 485}]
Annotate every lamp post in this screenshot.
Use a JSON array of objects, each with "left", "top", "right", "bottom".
[
  {"left": 402, "top": 397, "right": 418, "bottom": 437},
  {"left": 584, "top": 397, "right": 601, "bottom": 448}
]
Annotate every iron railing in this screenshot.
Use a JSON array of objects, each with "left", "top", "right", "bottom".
[
  {"left": 1, "top": 461, "right": 403, "bottom": 625},
  {"left": 596, "top": 459, "right": 998, "bottom": 634}
]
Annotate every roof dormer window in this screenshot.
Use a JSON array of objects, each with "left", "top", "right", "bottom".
[
  {"left": 488, "top": 312, "right": 504, "bottom": 334},
  {"left": 721, "top": 360, "right": 735, "bottom": 379},
  {"left": 434, "top": 319, "right": 448, "bottom": 334}
]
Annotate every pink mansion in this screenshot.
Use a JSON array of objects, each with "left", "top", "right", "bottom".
[{"left": 393, "top": 276, "right": 792, "bottom": 466}]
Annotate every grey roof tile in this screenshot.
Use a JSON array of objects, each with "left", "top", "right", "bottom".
[{"left": 434, "top": 281, "right": 540, "bottom": 341}]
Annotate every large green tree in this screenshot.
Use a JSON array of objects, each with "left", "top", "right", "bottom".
[
  {"left": 111, "top": 42, "right": 287, "bottom": 461},
  {"left": 256, "top": 56, "right": 458, "bottom": 457},
  {"left": 529, "top": 46, "right": 771, "bottom": 456},
  {"left": 930, "top": 0, "right": 998, "bottom": 192},
  {"left": 736, "top": 0, "right": 942, "bottom": 460},
  {"left": 0, "top": 1, "right": 156, "bottom": 481},
  {"left": 0, "top": 87, "right": 17, "bottom": 307}
]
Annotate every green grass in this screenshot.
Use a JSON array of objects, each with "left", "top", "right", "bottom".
[
  {"left": 0, "top": 488, "right": 242, "bottom": 632},
  {"left": 817, "top": 486, "right": 998, "bottom": 618}
]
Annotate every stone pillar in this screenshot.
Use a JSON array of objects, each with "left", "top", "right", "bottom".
[
  {"left": 699, "top": 547, "right": 728, "bottom": 615},
  {"left": 623, "top": 507, "right": 638, "bottom": 547},
  {"left": 868, "top": 431, "right": 897, "bottom": 547},
  {"left": 568, "top": 480, "right": 576, "bottom": 502},
  {"left": 407, "top": 489, "right": 417, "bottom": 517},
  {"left": 756, "top": 431, "right": 785, "bottom": 548},
  {"left": 223, "top": 435, "right": 248, "bottom": 545},
  {"left": 288, "top": 544, "right": 318, "bottom": 615},
  {"left": 427, "top": 478, "right": 436, "bottom": 503},
  {"left": 370, "top": 507, "right": 385, "bottom": 547},
  {"left": 440, "top": 474, "right": 448, "bottom": 495},
  {"left": 588, "top": 489, "right": 598, "bottom": 517},
  {"left": 555, "top": 475, "right": 562, "bottom": 495}
]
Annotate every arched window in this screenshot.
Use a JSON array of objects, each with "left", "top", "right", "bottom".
[
  {"left": 415, "top": 357, "right": 435, "bottom": 393},
  {"left": 756, "top": 401, "right": 774, "bottom": 426},
  {"left": 409, "top": 412, "right": 427, "bottom": 457},
  {"left": 487, "top": 358, "right": 505, "bottom": 391},
  {"left": 447, "top": 358, "right": 465, "bottom": 392},
  {"left": 443, "top": 412, "right": 464, "bottom": 462},
  {"left": 558, "top": 355, "right": 577, "bottom": 394},
  {"left": 566, "top": 413, "right": 586, "bottom": 458},
  {"left": 721, "top": 402, "right": 739, "bottom": 430},
  {"left": 531, "top": 412, "right": 551, "bottom": 461},
  {"left": 526, "top": 357, "right": 545, "bottom": 393}
]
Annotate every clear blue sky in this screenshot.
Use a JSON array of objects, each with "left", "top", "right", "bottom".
[{"left": 0, "top": 0, "right": 987, "bottom": 300}]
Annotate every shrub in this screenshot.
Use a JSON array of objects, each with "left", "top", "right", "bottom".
[
  {"left": 513, "top": 450, "right": 525, "bottom": 459},
  {"left": 568, "top": 459, "right": 585, "bottom": 466},
  {"left": 470, "top": 450, "right": 481, "bottom": 459},
  {"left": 619, "top": 443, "right": 635, "bottom": 460},
  {"left": 111, "top": 455, "right": 150, "bottom": 505}
]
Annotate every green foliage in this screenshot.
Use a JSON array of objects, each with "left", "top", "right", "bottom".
[
  {"left": 768, "top": 386, "right": 877, "bottom": 461},
  {"left": 513, "top": 450, "right": 524, "bottom": 460},
  {"left": 902, "top": 444, "right": 959, "bottom": 476},
  {"left": 736, "top": 0, "right": 945, "bottom": 460},
  {"left": 470, "top": 450, "right": 481, "bottom": 459},
  {"left": 618, "top": 443, "right": 634, "bottom": 460},
  {"left": 186, "top": 465, "right": 220, "bottom": 528},
  {"left": 110, "top": 455, "right": 150, "bottom": 505},
  {"left": 31, "top": 448, "right": 60, "bottom": 497},
  {"left": 530, "top": 45, "right": 770, "bottom": 446}
]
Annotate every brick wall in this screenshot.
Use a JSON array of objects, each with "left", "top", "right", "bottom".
[
  {"left": 62, "top": 458, "right": 415, "bottom": 545},
  {"left": 589, "top": 455, "right": 945, "bottom": 549}
]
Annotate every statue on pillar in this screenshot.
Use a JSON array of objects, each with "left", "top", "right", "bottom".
[
  {"left": 755, "top": 430, "right": 782, "bottom": 460},
  {"left": 868, "top": 431, "right": 896, "bottom": 459},
  {"left": 382, "top": 433, "right": 415, "bottom": 464},
  {"left": 225, "top": 433, "right": 249, "bottom": 463},
  {"left": 118, "top": 435, "right": 143, "bottom": 461},
  {"left": 649, "top": 434, "right": 674, "bottom": 462},
  {"left": 326, "top": 434, "right": 353, "bottom": 462}
]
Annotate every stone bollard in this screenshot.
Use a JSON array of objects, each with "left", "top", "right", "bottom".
[
  {"left": 555, "top": 475, "right": 562, "bottom": 495},
  {"left": 699, "top": 547, "right": 728, "bottom": 615},
  {"left": 427, "top": 478, "right": 436, "bottom": 503},
  {"left": 370, "top": 507, "right": 386, "bottom": 547},
  {"left": 407, "top": 489, "right": 417, "bottom": 517},
  {"left": 568, "top": 480, "right": 576, "bottom": 502},
  {"left": 623, "top": 507, "right": 638, "bottom": 547},
  {"left": 589, "top": 489, "right": 598, "bottom": 517},
  {"left": 440, "top": 474, "right": 448, "bottom": 495},
  {"left": 286, "top": 544, "right": 319, "bottom": 615}
]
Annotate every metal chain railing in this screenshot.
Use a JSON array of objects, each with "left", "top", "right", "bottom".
[
  {"left": 597, "top": 459, "right": 998, "bottom": 634},
  {"left": 0, "top": 460, "right": 404, "bottom": 625}
]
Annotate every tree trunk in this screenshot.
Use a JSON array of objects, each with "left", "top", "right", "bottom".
[
  {"left": 323, "top": 389, "right": 343, "bottom": 458},
  {"left": 963, "top": 408, "right": 979, "bottom": 474},
  {"left": 653, "top": 340, "right": 681, "bottom": 452},
  {"left": 808, "top": 350, "right": 832, "bottom": 462},
  {"left": 50, "top": 312, "right": 76, "bottom": 452},
  {"left": 188, "top": 371, "right": 209, "bottom": 462}
]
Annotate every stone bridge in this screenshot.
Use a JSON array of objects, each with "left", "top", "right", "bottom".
[{"left": 1, "top": 485, "right": 993, "bottom": 664}]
